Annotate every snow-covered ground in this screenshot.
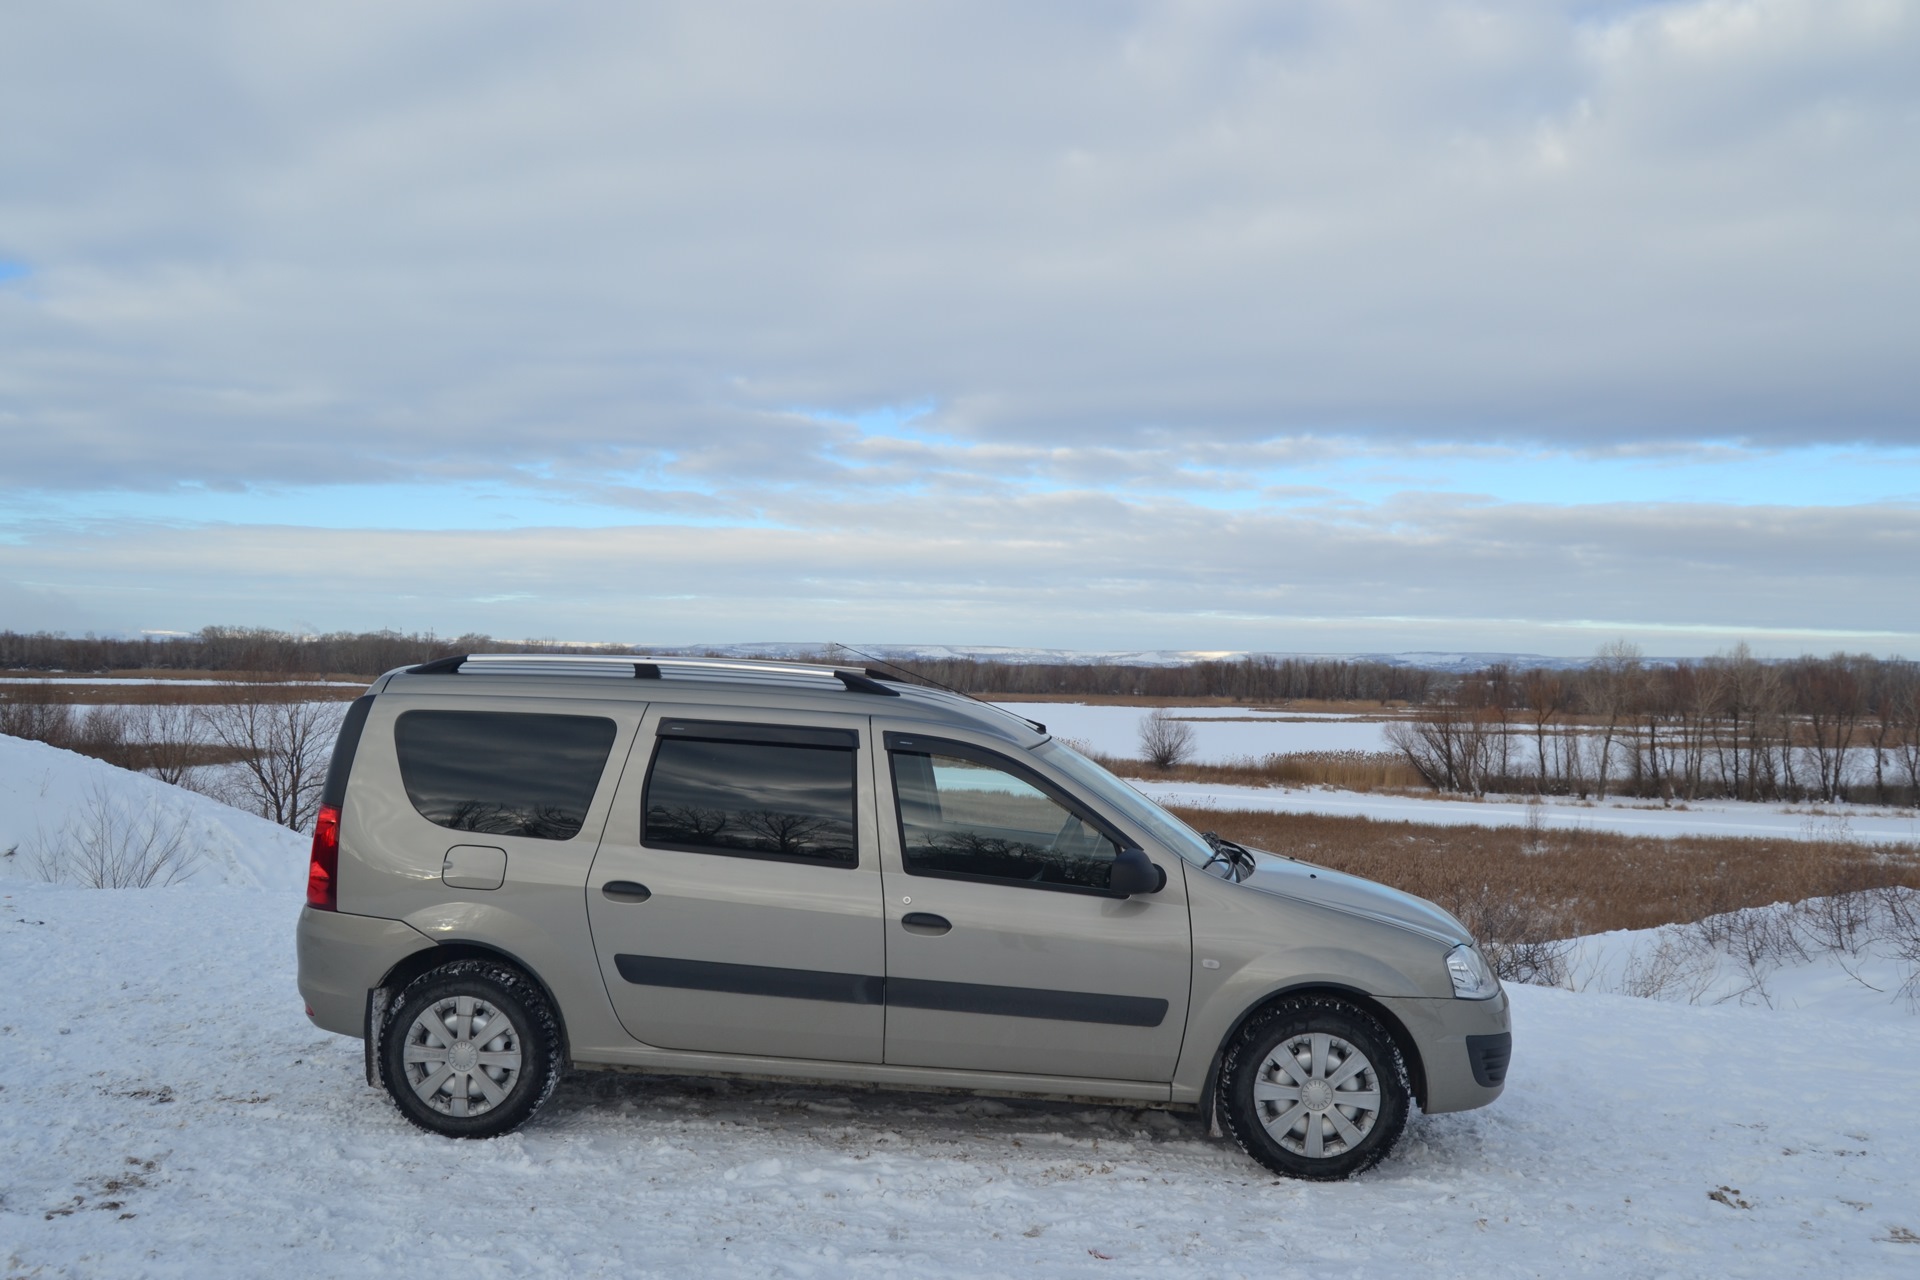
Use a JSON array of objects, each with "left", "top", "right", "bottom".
[
  {"left": 1003, "top": 701, "right": 1392, "bottom": 762},
  {"left": 5, "top": 880, "right": 1918, "bottom": 1276},
  {"left": 1133, "top": 780, "right": 1920, "bottom": 845},
  {"left": 5, "top": 735, "right": 1920, "bottom": 1274}
]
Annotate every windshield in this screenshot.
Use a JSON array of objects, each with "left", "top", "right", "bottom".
[{"left": 1033, "top": 739, "right": 1217, "bottom": 867}]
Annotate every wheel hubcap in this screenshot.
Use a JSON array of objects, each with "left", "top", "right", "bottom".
[
  {"left": 401, "top": 994, "right": 523, "bottom": 1119},
  {"left": 1252, "top": 1031, "right": 1382, "bottom": 1160}
]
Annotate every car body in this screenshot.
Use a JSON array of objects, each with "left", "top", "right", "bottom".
[{"left": 297, "top": 654, "right": 1510, "bottom": 1178}]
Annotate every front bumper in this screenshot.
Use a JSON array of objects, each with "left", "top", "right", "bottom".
[{"left": 1378, "top": 986, "right": 1512, "bottom": 1114}]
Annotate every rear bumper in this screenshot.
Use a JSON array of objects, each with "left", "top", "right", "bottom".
[
  {"left": 295, "top": 907, "right": 435, "bottom": 1037},
  {"left": 1378, "top": 987, "right": 1512, "bottom": 1114}
]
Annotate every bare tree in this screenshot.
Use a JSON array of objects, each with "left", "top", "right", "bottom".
[
  {"left": 1791, "top": 654, "right": 1864, "bottom": 803},
  {"left": 1385, "top": 701, "right": 1505, "bottom": 795},
  {"left": 194, "top": 679, "right": 345, "bottom": 832},
  {"left": 1582, "top": 640, "right": 1644, "bottom": 800},
  {"left": 1889, "top": 664, "right": 1920, "bottom": 808},
  {"left": 1138, "top": 711, "right": 1197, "bottom": 769},
  {"left": 1518, "top": 669, "right": 1569, "bottom": 795},
  {"left": 124, "top": 701, "right": 203, "bottom": 785}
]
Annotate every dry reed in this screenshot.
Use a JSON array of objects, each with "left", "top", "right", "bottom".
[
  {"left": 1167, "top": 806, "right": 1920, "bottom": 944},
  {"left": 1092, "top": 747, "right": 1425, "bottom": 792}
]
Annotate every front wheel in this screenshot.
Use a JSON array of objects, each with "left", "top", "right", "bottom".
[
  {"left": 1220, "top": 995, "right": 1410, "bottom": 1180},
  {"left": 379, "top": 960, "right": 562, "bottom": 1139}
]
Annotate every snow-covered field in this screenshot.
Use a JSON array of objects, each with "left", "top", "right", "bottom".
[
  {"left": 1007, "top": 700, "right": 1906, "bottom": 791},
  {"left": 1134, "top": 780, "right": 1920, "bottom": 846},
  {"left": 6, "top": 736, "right": 1920, "bottom": 1275},
  {"left": 1002, "top": 701, "right": 1392, "bottom": 762}
]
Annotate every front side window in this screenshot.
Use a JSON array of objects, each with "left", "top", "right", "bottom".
[
  {"left": 891, "top": 748, "right": 1118, "bottom": 891},
  {"left": 644, "top": 728, "right": 857, "bottom": 866},
  {"left": 395, "top": 710, "right": 617, "bottom": 841}
]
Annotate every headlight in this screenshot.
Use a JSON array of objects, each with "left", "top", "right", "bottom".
[{"left": 1446, "top": 944, "right": 1498, "bottom": 999}]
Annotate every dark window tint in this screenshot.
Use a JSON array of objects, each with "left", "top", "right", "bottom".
[
  {"left": 645, "top": 737, "right": 857, "bottom": 866},
  {"left": 892, "top": 751, "right": 1117, "bottom": 891},
  {"left": 395, "top": 711, "right": 617, "bottom": 841}
]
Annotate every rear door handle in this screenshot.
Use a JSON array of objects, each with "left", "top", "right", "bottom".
[
  {"left": 601, "top": 880, "right": 652, "bottom": 903},
  {"left": 901, "top": 912, "right": 951, "bottom": 936}
]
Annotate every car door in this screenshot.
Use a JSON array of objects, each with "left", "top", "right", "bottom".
[
  {"left": 585, "top": 708, "right": 887, "bottom": 1063},
  {"left": 874, "top": 728, "right": 1192, "bottom": 1083}
]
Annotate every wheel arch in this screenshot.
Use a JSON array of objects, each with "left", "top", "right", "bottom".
[
  {"left": 1197, "top": 982, "right": 1429, "bottom": 1127},
  {"left": 368, "top": 940, "right": 572, "bottom": 1080}
]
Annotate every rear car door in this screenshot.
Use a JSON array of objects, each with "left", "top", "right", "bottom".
[
  {"left": 875, "top": 728, "right": 1192, "bottom": 1083},
  {"left": 585, "top": 709, "right": 887, "bottom": 1063}
]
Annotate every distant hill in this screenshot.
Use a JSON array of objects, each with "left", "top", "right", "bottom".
[{"left": 649, "top": 642, "right": 1603, "bottom": 674}]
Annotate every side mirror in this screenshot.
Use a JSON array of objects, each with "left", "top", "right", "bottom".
[{"left": 1107, "top": 845, "right": 1166, "bottom": 897}]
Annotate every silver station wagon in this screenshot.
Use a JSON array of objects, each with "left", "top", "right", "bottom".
[{"left": 297, "top": 655, "right": 1510, "bottom": 1179}]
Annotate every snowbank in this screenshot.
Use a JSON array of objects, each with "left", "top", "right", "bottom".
[
  {"left": 0, "top": 734, "right": 308, "bottom": 892},
  {"left": 1553, "top": 894, "right": 1920, "bottom": 1019}
]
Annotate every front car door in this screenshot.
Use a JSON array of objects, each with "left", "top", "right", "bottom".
[
  {"left": 585, "top": 709, "right": 886, "bottom": 1063},
  {"left": 874, "top": 727, "right": 1192, "bottom": 1083}
]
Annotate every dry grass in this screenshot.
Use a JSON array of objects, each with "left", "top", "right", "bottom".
[
  {"left": 980, "top": 693, "right": 1411, "bottom": 713},
  {"left": 1093, "top": 748, "right": 1427, "bottom": 792},
  {"left": 0, "top": 674, "right": 365, "bottom": 705},
  {"left": 1167, "top": 806, "right": 1920, "bottom": 946}
]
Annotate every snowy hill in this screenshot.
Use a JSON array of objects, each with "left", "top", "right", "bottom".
[
  {"left": 2, "top": 737, "right": 1917, "bottom": 1274},
  {"left": 0, "top": 734, "right": 308, "bottom": 892}
]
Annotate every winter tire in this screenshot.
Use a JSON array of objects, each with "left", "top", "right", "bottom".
[
  {"left": 1220, "top": 995, "right": 1410, "bottom": 1180},
  {"left": 379, "top": 960, "right": 562, "bottom": 1139}
]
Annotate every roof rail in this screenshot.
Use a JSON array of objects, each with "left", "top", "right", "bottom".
[{"left": 403, "top": 653, "right": 900, "bottom": 696}]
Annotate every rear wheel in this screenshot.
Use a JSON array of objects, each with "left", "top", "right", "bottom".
[
  {"left": 1220, "top": 995, "right": 1409, "bottom": 1180},
  {"left": 379, "top": 960, "right": 561, "bottom": 1139}
]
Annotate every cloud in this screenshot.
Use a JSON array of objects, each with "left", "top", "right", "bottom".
[
  {"left": 6, "top": 494, "right": 1914, "bottom": 655},
  {"left": 0, "top": 0, "right": 1915, "bottom": 502}
]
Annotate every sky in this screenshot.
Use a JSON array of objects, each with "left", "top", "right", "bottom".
[{"left": 2, "top": 0, "right": 1917, "bottom": 657}]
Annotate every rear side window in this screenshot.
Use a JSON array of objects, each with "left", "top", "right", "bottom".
[
  {"left": 395, "top": 710, "right": 617, "bottom": 841},
  {"left": 644, "top": 722, "right": 857, "bottom": 866}
]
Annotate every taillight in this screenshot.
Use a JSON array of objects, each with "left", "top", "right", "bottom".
[{"left": 307, "top": 804, "right": 341, "bottom": 910}]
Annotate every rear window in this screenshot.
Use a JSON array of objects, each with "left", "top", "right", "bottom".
[
  {"left": 394, "top": 710, "right": 617, "bottom": 841},
  {"left": 644, "top": 726, "right": 857, "bottom": 867}
]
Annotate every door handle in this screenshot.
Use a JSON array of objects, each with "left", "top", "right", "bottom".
[
  {"left": 601, "top": 880, "right": 652, "bottom": 903},
  {"left": 901, "top": 912, "right": 951, "bottom": 936}
]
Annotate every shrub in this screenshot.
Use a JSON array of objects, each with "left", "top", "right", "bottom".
[
  {"left": 31, "top": 780, "right": 198, "bottom": 888},
  {"left": 1138, "top": 711, "right": 1197, "bottom": 769}
]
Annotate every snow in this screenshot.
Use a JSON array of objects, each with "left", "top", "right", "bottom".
[
  {"left": 0, "top": 678, "right": 365, "bottom": 687},
  {"left": 0, "top": 735, "right": 308, "bottom": 892},
  {"left": 4, "top": 881, "right": 1919, "bottom": 1275},
  {"left": 1553, "top": 896, "right": 1920, "bottom": 1020},
  {"left": 1009, "top": 701, "right": 1903, "bottom": 788},
  {"left": 1003, "top": 702, "right": 1392, "bottom": 762},
  {"left": 5, "top": 742, "right": 1920, "bottom": 1274},
  {"left": 1130, "top": 779, "right": 1920, "bottom": 845}
]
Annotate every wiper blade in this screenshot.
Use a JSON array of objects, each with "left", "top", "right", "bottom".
[{"left": 1200, "top": 831, "right": 1257, "bottom": 880}]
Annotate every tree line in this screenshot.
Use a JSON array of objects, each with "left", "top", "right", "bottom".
[
  {"left": 1385, "top": 643, "right": 1920, "bottom": 805},
  {"left": 0, "top": 627, "right": 1439, "bottom": 701}
]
